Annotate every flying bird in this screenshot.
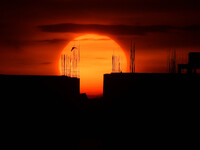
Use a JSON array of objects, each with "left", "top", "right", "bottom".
[{"left": 71, "top": 46, "right": 77, "bottom": 51}]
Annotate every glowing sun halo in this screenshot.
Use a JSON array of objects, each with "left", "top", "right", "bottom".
[{"left": 59, "top": 34, "right": 128, "bottom": 98}]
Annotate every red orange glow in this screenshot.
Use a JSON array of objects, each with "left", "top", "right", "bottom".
[{"left": 59, "top": 34, "right": 128, "bottom": 98}]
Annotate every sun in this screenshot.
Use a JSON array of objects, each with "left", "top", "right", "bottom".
[{"left": 59, "top": 34, "right": 128, "bottom": 98}]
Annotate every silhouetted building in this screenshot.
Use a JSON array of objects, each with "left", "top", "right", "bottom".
[
  {"left": 1, "top": 74, "right": 198, "bottom": 149},
  {"left": 178, "top": 52, "right": 200, "bottom": 73},
  {"left": 0, "top": 75, "right": 80, "bottom": 105},
  {"left": 104, "top": 73, "right": 200, "bottom": 101}
]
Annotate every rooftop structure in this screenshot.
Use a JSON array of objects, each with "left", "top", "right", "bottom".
[
  {"left": 178, "top": 52, "right": 200, "bottom": 74},
  {"left": 104, "top": 73, "right": 200, "bottom": 101},
  {"left": 61, "top": 43, "right": 80, "bottom": 78}
]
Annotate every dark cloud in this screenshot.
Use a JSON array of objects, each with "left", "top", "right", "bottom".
[
  {"left": 0, "top": 38, "right": 68, "bottom": 52},
  {"left": 38, "top": 23, "right": 200, "bottom": 36},
  {"left": 1, "top": 0, "right": 200, "bottom": 14},
  {"left": 40, "top": 62, "right": 52, "bottom": 65},
  {"left": 1, "top": 0, "right": 200, "bottom": 52},
  {"left": 38, "top": 23, "right": 171, "bottom": 35},
  {"left": 1, "top": 0, "right": 200, "bottom": 25},
  {"left": 74, "top": 38, "right": 111, "bottom": 41},
  {"left": 1, "top": 1, "right": 200, "bottom": 28},
  {"left": 35, "top": 39, "right": 68, "bottom": 44}
]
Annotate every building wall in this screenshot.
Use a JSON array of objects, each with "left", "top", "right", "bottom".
[
  {"left": 103, "top": 73, "right": 200, "bottom": 103},
  {"left": 0, "top": 75, "right": 80, "bottom": 105}
]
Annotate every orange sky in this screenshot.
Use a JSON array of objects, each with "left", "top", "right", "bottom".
[
  {"left": 1, "top": 0, "right": 200, "bottom": 98},
  {"left": 59, "top": 34, "right": 127, "bottom": 98}
]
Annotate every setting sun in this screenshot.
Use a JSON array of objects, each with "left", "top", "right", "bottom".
[{"left": 59, "top": 34, "right": 128, "bottom": 98}]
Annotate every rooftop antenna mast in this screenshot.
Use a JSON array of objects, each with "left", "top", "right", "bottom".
[
  {"left": 61, "top": 41, "right": 80, "bottom": 78},
  {"left": 78, "top": 40, "right": 80, "bottom": 78},
  {"left": 64, "top": 54, "right": 65, "bottom": 76},
  {"left": 169, "top": 48, "right": 176, "bottom": 73},
  {"left": 130, "top": 41, "right": 135, "bottom": 73},
  {"left": 61, "top": 54, "right": 66, "bottom": 76},
  {"left": 112, "top": 50, "right": 115, "bottom": 72}
]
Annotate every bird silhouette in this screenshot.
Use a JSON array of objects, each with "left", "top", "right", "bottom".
[{"left": 71, "top": 46, "right": 77, "bottom": 51}]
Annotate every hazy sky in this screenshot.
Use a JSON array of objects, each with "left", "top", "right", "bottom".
[{"left": 1, "top": 0, "right": 200, "bottom": 74}]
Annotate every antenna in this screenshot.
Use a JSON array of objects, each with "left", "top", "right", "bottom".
[
  {"left": 133, "top": 43, "right": 135, "bottom": 73},
  {"left": 78, "top": 40, "right": 80, "bottom": 78},
  {"left": 112, "top": 51, "right": 116, "bottom": 72},
  {"left": 61, "top": 42, "right": 80, "bottom": 78},
  {"left": 112, "top": 50, "right": 122, "bottom": 73},
  {"left": 130, "top": 41, "right": 132, "bottom": 72},
  {"left": 169, "top": 48, "right": 176, "bottom": 73},
  {"left": 130, "top": 41, "right": 135, "bottom": 73},
  {"left": 61, "top": 54, "right": 66, "bottom": 76},
  {"left": 64, "top": 54, "right": 65, "bottom": 76}
]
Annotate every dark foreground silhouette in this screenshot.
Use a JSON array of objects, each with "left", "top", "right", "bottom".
[{"left": 1, "top": 74, "right": 199, "bottom": 149}]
